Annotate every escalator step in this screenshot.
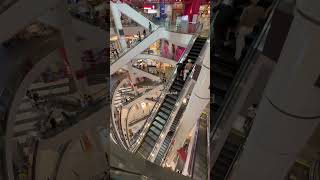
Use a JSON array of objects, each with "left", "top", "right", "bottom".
[
  {"left": 152, "top": 121, "right": 164, "bottom": 130},
  {"left": 163, "top": 102, "right": 174, "bottom": 110},
  {"left": 160, "top": 107, "right": 172, "bottom": 115},
  {"left": 176, "top": 78, "right": 184, "bottom": 84},
  {"left": 167, "top": 94, "right": 178, "bottom": 100},
  {"left": 212, "top": 87, "right": 226, "bottom": 97},
  {"left": 165, "top": 97, "right": 176, "bottom": 105},
  {"left": 224, "top": 143, "right": 239, "bottom": 152},
  {"left": 171, "top": 85, "right": 182, "bottom": 91},
  {"left": 155, "top": 116, "right": 166, "bottom": 124},
  {"left": 216, "top": 157, "right": 231, "bottom": 166},
  {"left": 150, "top": 126, "right": 161, "bottom": 135},
  {"left": 212, "top": 67, "right": 234, "bottom": 80},
  {"left": 173, "top": 81, "right": 183, "bottom": 88},
  {"left": 212, "top": 78, "right": 229, "bottom": 92},
  {"left": 174, "top": 80, "right": 184, "bottom": 87},
  {"left": 213, "top": 164, "right": 228, "bottom": 175},
  {"left": 144, "top": 136, "right": 156, "bottom": 147},
  {"left": 141, "top": 142, "right": 153, "bottom": 153},
  {"left": 147, "top": 131, "right": 159, "bottom": 141},
  {"left": 158, "top": 112, "right": 169, "bottom": 120},
  {"left": 211, "top": 170, "right": 225, "bottom": 180},
  {"left": 138, "top": 148, "right": 149, "bottom": 159},
  {"left": 220, "top": 150, "right": 235, "bottom": 161},
  {"left": 189, "top": 51, "right": 200, "bottom": 56},
  {"left": 159, "top": 147, "right": 167, "bottom": 153},
  {"left": 190, "top": 48, "right": 201, "bottom": 53},
  {"left": 163, "top": 139, "right": 170, "bottom": 144}
]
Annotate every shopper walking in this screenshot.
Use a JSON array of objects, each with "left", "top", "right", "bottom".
[
  {"left": 138, "top": 31, "right": 142, "bottom": 42},
  {"left": 149, "top": 22, "right": 152, "bottom": 33},
  {"left": 143, "top": 29, "right": 146, "bottom": 38}
]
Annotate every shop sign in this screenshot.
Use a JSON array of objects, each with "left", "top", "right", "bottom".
[
  {"left": 143, "top": 5, "right": 155, "bottom": 9},
  {"left": 145, "top": 0, "right": 182, "bottom": 3}
]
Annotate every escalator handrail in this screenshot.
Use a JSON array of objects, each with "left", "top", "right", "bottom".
[
  {"left": 210, "top": 0, "right": 280, "bottom": 140},
  {"left": 189, "top": 118, "right": 200, "bottom": 178},
  {"left": 223, "top": 145, "right": 244, "bottom": 180},
  {"left": 130, "top": 33, "right": 201, "bottom": 153},
  {"left": 51, "top": 141, "right": 71, "bottom": 180}
]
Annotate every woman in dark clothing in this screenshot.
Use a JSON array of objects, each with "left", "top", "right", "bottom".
[{"left": 214, "top": 0, "right": 236, "bottom": 56}]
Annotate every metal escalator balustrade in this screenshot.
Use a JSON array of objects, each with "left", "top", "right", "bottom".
[
  {"left": 153, "top": 103, "right": 187, "bottom": 165},
  {"left": 310, "top": 160, "right": 320, "bottom": 180},
  {"left": 210, "top": 0, "right": 280, "bottom": 179},
  {"left": 211, "top": 131, "right": 244, "bottom": 180},
  {"left": 135, "top": 37, "right": 207, "bottom": 160}
]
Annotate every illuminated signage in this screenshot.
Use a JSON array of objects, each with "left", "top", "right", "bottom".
[{"left": 143, "top": 5, "right": 156, "bottom": 9}]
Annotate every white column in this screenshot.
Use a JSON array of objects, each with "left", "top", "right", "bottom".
[
  {"left": 110, "top": 1, "right": 127, "bottom": 51},
  {"left": 231, "top": 1, "right": 320, "bottom": 179},
  {"left": 166, "top": 40, "right": 210, "bottom": 166},
  {"left": 55, "top": 1, "right": 89, "bottom": 96}
]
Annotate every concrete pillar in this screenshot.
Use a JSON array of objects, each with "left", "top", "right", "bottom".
[
  {"left": 231, "top": 1, "right": 320, "bottom": 179},
  {"left": 166, "top": 40, "right": 210, "bottom": 167},
  {"left": 110, "top": 1, "right": 127, "bottom": 51},
  {"left": 55, "top": 1, "right": 89, "bottom": 96}
]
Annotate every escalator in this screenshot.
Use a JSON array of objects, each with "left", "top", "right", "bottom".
[
  {"left": 154, "top": 104, "right": 186, "bottom": 165},
  {"left": 210, "top": 0, "right": 279, "bottom": 178},
  {"left": 136, "top": 37, "right": 207, "bottom": 159},
  {"left": 211, "top": 57, "right": 239, "bottom": 128},
  {"left": 211, "top": 131, "right": 244, "bottom": 180},
  {"left": 191, "top": 114, "right": 209, "bottom": 180}
]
